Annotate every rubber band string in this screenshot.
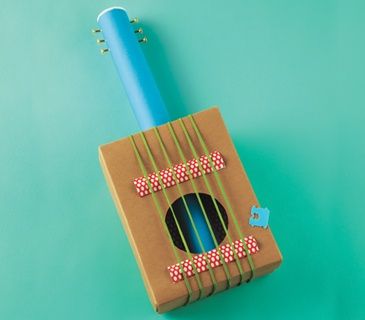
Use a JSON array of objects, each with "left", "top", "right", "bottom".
[
  {"left": 153, "top": 127, "right": 230, "bottom": 294},
  {"left": 130, "top": 114, "right": 256, "bottom": 305},
  {"left": 138, "top": 132, "right": 208, "bottom": 300},
  {"left": 129, "top": 136, "right": 194, "bottom": 305},
  {"left": 164, "top": 124, "right": 235, "bottom": 289},
  {"left": 187, "top": 115, "right": 256, "bottom": 281},
  {"left": 168, "top": 122, "right": 245, "bottom": 285}
]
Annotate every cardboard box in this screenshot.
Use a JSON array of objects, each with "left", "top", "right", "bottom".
[{"left": 99, "top": 107, "right": 282, "bottom": 313}]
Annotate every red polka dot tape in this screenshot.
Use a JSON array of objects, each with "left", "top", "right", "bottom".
[
  {"left": 133, "top": 151, "right": 225, "bottom": 197},
  {"left": 167, "top": 236, "right": 259, "bottom": 283}
]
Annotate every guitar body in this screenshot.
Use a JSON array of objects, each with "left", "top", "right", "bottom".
[
  {"left": 95, "top": 7, "right": 282, "bottom": 313},
  {"left": 99, "top": 108, "right": 282, "bottom": 312}
]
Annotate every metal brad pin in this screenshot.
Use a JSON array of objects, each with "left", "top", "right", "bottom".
[
  {"left": 134, "top": 28, "right": 143, "bottom": 34},
  {"left": 91, "top": 28, "right": 101, "bottom": 33},
  {"left": 100, "top": 48, "right": 109, "bottom": 54},
  {"left": 138, "top": 36, "right": 148, "bottom": 43},
  {"left": 130, "top": 17, "right": 139, "bottom": 24},
  {"left": 96, "top": 39, "right": 105, "bottom": 44}
]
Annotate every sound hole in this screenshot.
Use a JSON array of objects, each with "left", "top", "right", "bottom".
[{"left": 165, "top": 193, "right": 228, "bottom": 254}]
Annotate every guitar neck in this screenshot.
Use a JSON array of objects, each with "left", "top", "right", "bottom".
[{"left": 97, "top": 7, "right": 170, "bottom": 131}]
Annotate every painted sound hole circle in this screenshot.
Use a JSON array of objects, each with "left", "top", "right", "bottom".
[{"left": 165, "top": 193, "right": 228, "bottom": 254}]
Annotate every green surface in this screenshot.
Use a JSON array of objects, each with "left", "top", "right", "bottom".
[{"left": 1, "top": 0, "right": 364, "bottom": 319}]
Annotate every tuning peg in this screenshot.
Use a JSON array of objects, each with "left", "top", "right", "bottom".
[
  {"left": 130, "top": 17, "right": 139, "bottom": 24},
  {"left": 100, "top": 48, "right": 109, "bottom": 54},
  {"left": 96, "top": 39, "right": 105, "bottom": 44},
  {"left": 134, "top": 28, "right": 143, "bottom": 34},
  {"left": 138, "top": 36, "right": 148, "bottom": 43},
  {"left": 91, "top": 28, "right": 101, "bottom": 33}
]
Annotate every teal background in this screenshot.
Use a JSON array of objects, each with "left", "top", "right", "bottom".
[{"left": 1, "top": 0, "right": 364, "bottom": 319}]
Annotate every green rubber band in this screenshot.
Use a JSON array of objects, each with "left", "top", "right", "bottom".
[
  {"left": 153, "top": 126, "right": 220, "bottom": 295},
  {"left": 129, "top": 136, "right": 193, "bottom": 305},
  {"left": 177, "top": 119, "right": 246, "bottom": 284},
  {"left": 188, "top": 115, "right": 256, "bottom": 281},
  {"left": 167, "top": 123, "right": 234, "bottom": 289},
  {"left": 138, "top": 132, "right": 206, "bottom": 300}
]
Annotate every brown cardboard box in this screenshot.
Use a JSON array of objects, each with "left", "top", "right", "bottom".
[{"left": 99, "top": 107, "right": 282, "bottom": 313}]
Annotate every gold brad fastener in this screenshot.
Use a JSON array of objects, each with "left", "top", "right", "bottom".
[
  {"left": 130, "top": 17, "right": 139, "bottom": 24},
  {"left": 100, "top": 48, "right": 109, "bottom": 54},
  {"left": 91, "top": 28, "right": 101, "bottom": 33},
  {"left": 134, "top": 28, "right": 143, "bottom": 34},
  {"left": 138, "top": 36, "right": 148, "bottom": 43}
]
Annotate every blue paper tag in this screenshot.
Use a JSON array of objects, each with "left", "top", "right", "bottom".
[{"left": 249, "top": 206, "right": 270, "bottom": 229}]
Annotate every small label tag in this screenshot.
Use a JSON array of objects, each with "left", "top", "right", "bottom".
[{"left": 249, "top": 206, "right": 270, "bottom": 229}]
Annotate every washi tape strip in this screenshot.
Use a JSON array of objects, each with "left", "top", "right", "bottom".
[
  {"left": 167, "top": 236, "right": 259, "bottom": 283},
  {"left": 133, "top": 151, "right": 225, "bottom": 197}
]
